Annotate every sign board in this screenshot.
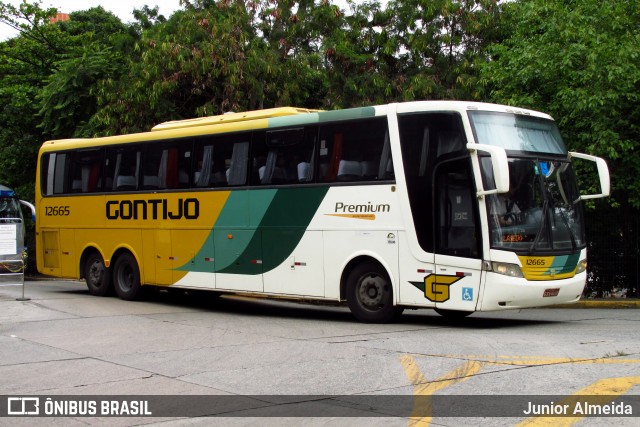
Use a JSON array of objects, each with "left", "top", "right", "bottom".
[{"left": 0, "top": 224, "right": 17, "bottom": 255}]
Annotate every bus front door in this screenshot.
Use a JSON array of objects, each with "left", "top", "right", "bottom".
[{"left": 433, "top": 158, "right": 482, "bottom": 312}]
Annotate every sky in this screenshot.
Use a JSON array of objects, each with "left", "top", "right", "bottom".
[{"left": 0, "top": 0, "right": 183, "bottom": 40}]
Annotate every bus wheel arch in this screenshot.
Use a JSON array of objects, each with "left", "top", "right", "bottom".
[
  {"left": 341, "top": 256, "right": 403, "bottom": 323},
  {"left": 112, "top": 249, "right": 143, "bottom": 301},
  {"left": 80, "top": 248, "right": 112, "bottom": 297}
]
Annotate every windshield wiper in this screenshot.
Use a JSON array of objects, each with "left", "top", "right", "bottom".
[
  {"left": 528, "top": 199, "right": 548, "bottom": 256},
  {"left": 556, "top": 207, "right": 577, "bottom": 251}
]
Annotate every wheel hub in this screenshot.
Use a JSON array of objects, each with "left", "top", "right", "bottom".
[
  {"left": 358, "top": 274, "right": 385, "bottom": 308},
  {"left": 89, "top": 261, "right": 103, "bottom": 284}
]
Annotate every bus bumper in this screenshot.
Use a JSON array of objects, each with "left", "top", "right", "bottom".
[{"left": 478, "top": 271, "right": 587, "bottom": 311}]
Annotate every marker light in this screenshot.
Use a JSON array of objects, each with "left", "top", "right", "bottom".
[{"left": 485, "top": 261, "right": 524, "bottom": 278}]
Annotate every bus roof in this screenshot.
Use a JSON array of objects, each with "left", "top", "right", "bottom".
[
  {"left": 38, "top": 101, "right": 554, "bottom": 152},
  {"left": 151, "top": 107, "right": 322, "bottom": 132}
]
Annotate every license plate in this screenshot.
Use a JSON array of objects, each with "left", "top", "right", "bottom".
[{"left": 543, "top": 288, "right": 560, "bottom": 297}]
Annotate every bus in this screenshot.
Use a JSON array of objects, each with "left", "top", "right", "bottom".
[
  {"left": 35, "top": 101, "right": 610, "bottom": 322},
  {"left": 1, "top": 185, "right": 35, "bottom": 283}
]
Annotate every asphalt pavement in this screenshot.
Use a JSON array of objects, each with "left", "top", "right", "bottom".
[{"left": 1, "top": 279, "right": 638, "bottom": 426}]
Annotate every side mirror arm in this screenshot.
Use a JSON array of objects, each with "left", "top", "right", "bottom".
[
  {"left": 568, "top": 152, "right": 610, "bottom": 200},
  {"left": 467, "top": 143, "right": 510, "bottom": 197},
  {"left": 20, "top": 200, "right": 36, "bottom": 221}
]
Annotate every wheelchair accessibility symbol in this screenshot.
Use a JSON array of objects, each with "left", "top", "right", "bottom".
[{"left": 462, "top": 287, "right": 473, "bottom": 302}]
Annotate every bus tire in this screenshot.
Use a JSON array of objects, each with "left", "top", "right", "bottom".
[
  {"left": 84, "top": 252, "right": 111, "bottom": 296},
  {"left": 434, "top": 308, "right": 473, "bottom": 318},
  {"left": 346, "top": 261, "right": 403, "bottom": 323},
  {"left": 113, "top": 253, "right": 143, "bottom": 301}
]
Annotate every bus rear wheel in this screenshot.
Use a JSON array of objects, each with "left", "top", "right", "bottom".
[
  {"left": 84, "top": 252, "right": 111, "bottom": 296},
  {"left": 346, "top": 261, "right": 403, "bottom": 323},
  {"left": 113, "top": 253, "right": 143, "bottom": 301}
]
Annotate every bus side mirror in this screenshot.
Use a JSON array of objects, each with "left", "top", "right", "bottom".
[
  {"left": 19, "top": 200, "right": 36, "bottom": 221},
  {"left": 568, "top": 152, "right": 610, "bottom": 200},
  {"left": 467, "top": 143, "right": 510, "bottom": 197}
]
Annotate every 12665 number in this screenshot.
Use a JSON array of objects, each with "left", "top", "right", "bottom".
[{"left": 45, "top": 206, "right": 70, "bottom": 216}]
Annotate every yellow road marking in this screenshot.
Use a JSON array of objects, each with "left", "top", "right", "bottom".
[
  {"left": 400, "top": 355, "right": 485, "bottom": 426},
  {"left": 516, "top": 376, "right": 640, "bottom": 427},
  {"left": 400, "top": 354, "right": 640, "bottom": 426},
  {"left": 419, "top": 354, "right": 640, "bottom": 366}
]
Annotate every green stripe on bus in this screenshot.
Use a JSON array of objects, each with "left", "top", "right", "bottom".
[
  {"left": 545, "top": 253, "right": 580, "bottom": 275},
  {"left": 176, "top": 187, "right": 329, "bottom": 275},
  {"left": 217, "top": 187, "right": 329, "bottom": 274},
  {"left": 267, "top": 107, "right": 377, "bottom": 128}
]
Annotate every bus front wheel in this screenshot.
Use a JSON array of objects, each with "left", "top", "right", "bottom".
[
  {"left": 346, "top": 261, "right": 403, "bottom": 323},
  {"left": 84, "top": 252, "right": 111, "bottom": 296},
  {"left": 113, "top": 253, "right": 143, "bottom": 301}
]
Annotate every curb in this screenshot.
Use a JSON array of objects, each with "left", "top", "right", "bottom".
[{"left": 552, "top": 299, "right": 640, "bottom": 309}]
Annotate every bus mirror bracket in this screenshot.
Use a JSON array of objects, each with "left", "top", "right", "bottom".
[
  {"left": 568, "top": 152, "right": 610, "bottom": 200},
  {"left": 467, "top": 143, "right": 509, "bottom": 197}
]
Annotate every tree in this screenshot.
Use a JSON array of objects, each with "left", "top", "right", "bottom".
[
  {"left": 89, "top": 0, "right": 336, "bottom": 134},
  {"left": 37, "top": 7, "right": 133, "bottom": 138},
  {"left": 38, "top": 44, "right": 121, "bottom": 138},
  {"left": 376, "top": 0, "right": 504, "bottom": 101},
  {"left": 0, "top": 1, "right": 64, "bottom": 198}
]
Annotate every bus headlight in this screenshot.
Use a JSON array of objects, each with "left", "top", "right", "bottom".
[
  {"left": 575, "top": 259, "right": 587, "bottom": 274},
  {"left": 486, "top": 261, "right": 524, "bottom": 278}
]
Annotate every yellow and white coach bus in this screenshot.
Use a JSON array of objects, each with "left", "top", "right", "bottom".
[{"left": 35, "top": 101, "right": 610, "bottom": 322}]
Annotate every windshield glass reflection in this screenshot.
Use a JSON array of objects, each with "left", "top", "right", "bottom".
[{"left": 482, "top": 158, "right": 585, "bottom": 253}]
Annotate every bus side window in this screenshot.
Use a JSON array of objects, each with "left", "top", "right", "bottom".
[
  {"left": 40, "top": 153, "right": 58, "bottom": 196},
  {"left": 257, "top": 127, "right": 315, "bottom": 185},
  {"left": 143, "top": 147, "right": 162, "bottom": 189},
  {"left": 53, "top": 153, "right": 68, "bottom": 194},
  {"left": 227, "top": 140, "right": 249, "bottom": 186},
  {"left": 40, "top": 152, "right": 66, "bottom": 195},
  {"left": 175, "top": 146, "right": 192, "bottom": 189},
  {"left": 193, "top": 143, "right": 214, "bottom": 187},
  {"left": 318, "top": 118, "right": 391, "bottom": 183},
  {"left": 193, "top": 133, "right": 250, "bottom": 188},
  {"left": 143, "top": 143, "right": 191, "bottom": 190},
  {"left": 68, "top": 150, "right": 103, "bottom": 193},
  {"left": 297, "top": 126, "right": 317, "bottom": 183},
  {"left": 40, "top": 153, "right": 51, "bottom": 196},
  {"left": 105, "top": 146, "right": 141, "bottom": 192}
]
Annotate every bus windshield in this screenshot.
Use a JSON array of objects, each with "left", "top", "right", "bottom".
[
  {"left": 469, "top": 111, "right": 567, "bottom": 155},
  {"left": 469, "top": 110, "right": 585, "bottom": 254},
  {"left": 482, "top": 158, "right": 585, "bottom": 253}
]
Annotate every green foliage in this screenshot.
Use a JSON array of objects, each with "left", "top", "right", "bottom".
[
  {"left": 38, "top": 44, "right": 120, "bottom": 138},
  {"left": 131, "top": 5, "right": 167, "bottom": 32},
  {"left": 0, "top": 1, "right": 60, "bottom": 201},
  {"left": 0, "top": 1, "right": 70, "bottom": 73},
  {"left": 386, "top": 0, "right": 503, "bottom": 101}
]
